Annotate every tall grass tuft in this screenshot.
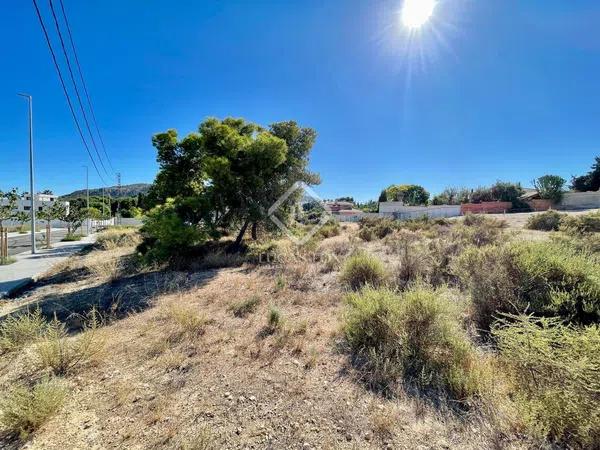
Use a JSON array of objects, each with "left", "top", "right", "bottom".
[
  {"left": 0, "top": 378, "right": 67, "bottom": 439},
  {"left": 0, "top": 309, "right": 48, "bottom": 354},
  {"left": 35, "top": 311, "right": 105, "bottom": 375}
]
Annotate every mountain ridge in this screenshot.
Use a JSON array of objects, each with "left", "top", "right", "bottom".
[{"left": 60, "top": 183, "right": 152, "bottom": 200}]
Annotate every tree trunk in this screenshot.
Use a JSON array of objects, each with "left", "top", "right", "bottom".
[
  {"left": 233, "top": 219, "right": 250, "bottom": 251},
  {"left": 251, "top": 222, "right": 258, "bottom": 240}
]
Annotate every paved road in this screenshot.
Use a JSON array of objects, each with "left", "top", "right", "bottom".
[{"left": 7, "top": 230, "right": 69, "bottom": 256}]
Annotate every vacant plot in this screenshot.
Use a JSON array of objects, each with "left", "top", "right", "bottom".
[{"left": 0, "top": 221, "right": 597, "bottom": 448}]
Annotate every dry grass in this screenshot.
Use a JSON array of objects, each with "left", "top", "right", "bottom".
[
  {"left": 2, "top": 221, "right": 592, "bottom": 449},
  {"left": 161, "top": 302, "right": 209, "bottom": 342},
  {"left": 0, "top": 309, "right": 48, "bottom": 354},
  {"left": 0, "top": 378, "right": 67, "bottom": 439},
  {"left": 95, "top": 227, "right": 141, "bottom": 250},
  {"left": 35, "top": 312, "right": 105, "bottom": 375}
]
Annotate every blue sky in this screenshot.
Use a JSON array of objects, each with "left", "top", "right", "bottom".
[{"left": 1, "top": 0, "right": 600, "bottom": 201}]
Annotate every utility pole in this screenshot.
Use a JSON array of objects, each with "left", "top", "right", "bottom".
[
  {"left": 101, "top": 187, "right": 105, "bottom": 221},
  {"left": 18, "top": 93, "right": 36, "bottom": 254},
  {"left": 116, "top": 173, "right": 121, "bottom": 226},
  {"left": 83, "top": 165, "right": 89, "bottom": 235}
]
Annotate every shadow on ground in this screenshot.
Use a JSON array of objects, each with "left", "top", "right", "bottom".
[{"left": 5, "top": 268, "right": 218, "bottom": 331}]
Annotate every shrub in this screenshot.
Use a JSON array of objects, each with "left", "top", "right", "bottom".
[
  {"left": 317, "top": 220, "right": 341, "bottom": 239},
  {"left": 512, "top": 241, "right": 600, "bottom": 323},
  {"left": 452, "top": 245, "right": 521, "bottom": 331},
  {"left": 526, "top": 210, "right": 564, "bottom": 231},
  {"left": 358, "top": 227, "right": 375, "bottom": 242},
  {"left": 317, "top": 235, "right": 351, "bottom": 257},
  {"left": 454, "top": 241, "right": 600, "bottom": 327},
  {"left": 358, "top": 217, "right": 397, "bottom": 240},
  {"left": 343, "top": 287, "right": 493, "bottom": 403},
  {"left": 560, "top": 211, "right": 600, "bottom": 235},
  {"left": 230, "top": 296, "right": 260, "bottom": 318},
  {"left": 462, "top": 213, "right": 506, "bottom": 229},
  {"left": 0, "top": 309, "right": 48, "bottom": 354},
  {"left": 36, "top": 312, "right": 104, "bottom": 375},
  {"left": 390, "top": 236, "right": 433, "bottom": 290},
  {"left": 450, "top": 222, "right": 505, "bottom": 247},
  {"left": 0, "top": 378, "right": 67, "bottom": 439},
  {"left": 138, "top": 199, "right": 207, "bottom": 263},
  {"left": 340, "top": 252, "right": 387, "bottom": 290},
  {"left": 493, "top": 315, "right": 600, "bottom": 447}
]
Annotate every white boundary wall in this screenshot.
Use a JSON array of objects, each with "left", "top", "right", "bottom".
[
  {"left": 559, "top": 191, "right": 600, "bottom": 209},
  {"left": 378, "top": 203, "right": 461, "bottom": 220}
]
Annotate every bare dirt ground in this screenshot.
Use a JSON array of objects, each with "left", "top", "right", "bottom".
[{"left": 0, "top": 228, "right": 523, "bottom": 450}]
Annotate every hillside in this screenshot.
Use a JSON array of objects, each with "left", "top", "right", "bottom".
[{"left": 60, "top": 183, "right": 151, "bottom": 200}]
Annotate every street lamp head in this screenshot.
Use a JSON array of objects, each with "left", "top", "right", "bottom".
[{"left": 17, "top": 93, "right": 32, "bottom": 99}]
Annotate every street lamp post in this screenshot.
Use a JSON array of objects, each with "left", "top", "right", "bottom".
[
  {"left": 18, "top": 93, "right": 36, "bottom": 254},
  {"left": 83, "top": 165, "right": 89, "bottom": 235}
]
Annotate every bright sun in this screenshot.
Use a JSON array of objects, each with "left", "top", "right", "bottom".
[{"left": 401, "top": 0, "right": 437, "bottom": 29}]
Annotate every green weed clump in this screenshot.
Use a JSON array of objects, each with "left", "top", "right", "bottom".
[
  {"left": 343, "top": 286, "right": 493, "bottom": 403},
  {"left": 340, "top": 252, "right": 387, "bottom": 290},
  {"left": 266, "top": 306, "right": 283, "bottom": 333},
  {"left": 493, "top": 315, "right": 600, "bottom": 447},
  {"left": 230, "top": 296, "right": 261, "bottom": 318},
  {"left": 525, "top": 210, "right": 564, "bottom": 231},
  {"left": 0, "top": 378, "right": 67, "bottom": 439}
]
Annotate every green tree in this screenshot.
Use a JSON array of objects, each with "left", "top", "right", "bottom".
[
  {"left": 490, "top": 181, "right": 524, "bottom": 203},
  {"left": 148, "top": 117, "right": 319, "bottom": 251},
  {"left": 378, "top": 189, "right": 388, "bottom": 203},
  {"left": 533, "top": 175, "right": 566, "bottom": 203},
  {"left": 432, "top": 187, "right": 470, "bottom": 205},
  {"left": 570, "top": 156, "right": 600, "bottom": 192},
  {"left": 38, "top": 202, "right": 67, "bottom": 248},
  {"left": 384, "top": 184, "right": 429, "bottom": 205},
  {"left": 60, "top": 206, "right": 86, "bottom": 235},
  {"left": 0, "top": 189, "right": 19, "bottom": 230},
  {"left": 14, "top": 211, "right": 30, "bottom": 232}
]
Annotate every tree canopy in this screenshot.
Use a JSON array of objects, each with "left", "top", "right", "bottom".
[
  {"left": 384, "top": 184, "right": 429, "bottom": 206},
  {"left": 145, "top": 117, "right": 319, "bottom": 254},
  {"left": 571, "top": 156, "right": 600, "bottom": 192}
]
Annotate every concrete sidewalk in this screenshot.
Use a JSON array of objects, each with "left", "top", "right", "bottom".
[
  {"left": 0, "top": 235, "right": 96, "bottom": 299},
  {"left": 6, "top": 228, "right": 64, "bottom": 239}
]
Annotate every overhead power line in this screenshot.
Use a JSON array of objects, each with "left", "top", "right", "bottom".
[
  {"left": 48, "top": 0, "right": 110, "bottom": 178},
  {"left": 32, "top": 0, "right": 107, "bottom": 185},
  {"left": 57, "top": 0, "right": 116, "bottom": 174}
]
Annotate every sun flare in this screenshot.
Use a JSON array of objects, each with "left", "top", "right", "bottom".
[{"left": 401, "top": 0, "right": 437, "bottom": 29}]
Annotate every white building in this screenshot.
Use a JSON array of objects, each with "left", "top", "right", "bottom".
[{"left": 1, "top": 193, "right": 69, "bottom": 215}]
